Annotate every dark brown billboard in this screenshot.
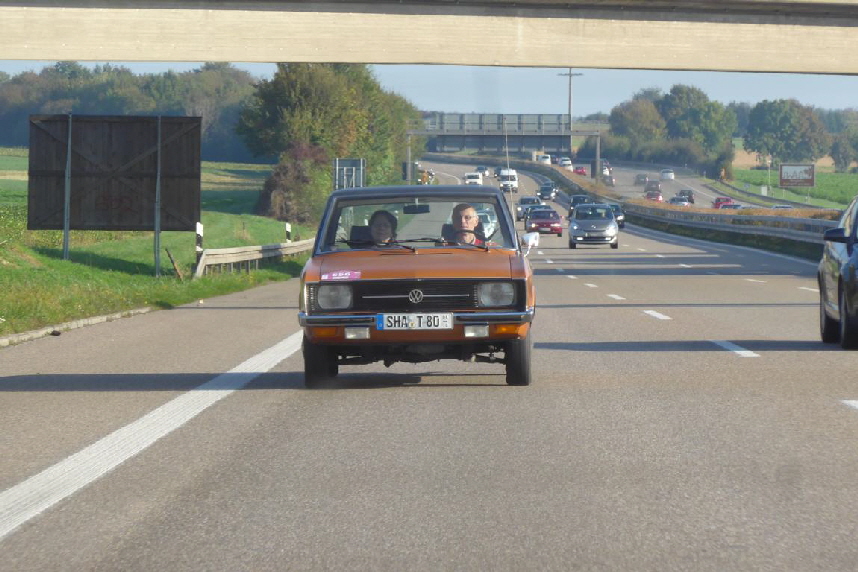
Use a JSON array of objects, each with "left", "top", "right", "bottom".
[{"left": 27, "top": 115, "right": 201, "bottom": 231}]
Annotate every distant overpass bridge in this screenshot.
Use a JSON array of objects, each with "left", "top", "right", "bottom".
[
  {"left": 2, "top": 1, "right": 858, "bottom": 74},
  {"left": 414, "top": 113, "right": 603, "bottom": 154}
]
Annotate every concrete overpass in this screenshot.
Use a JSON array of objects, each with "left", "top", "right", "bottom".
[{"left": 2, "top": 1, "right": 858, "bottom": 74}]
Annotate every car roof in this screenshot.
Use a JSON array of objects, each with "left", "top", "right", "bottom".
[{"left": 329, "top": 184, "right": 504, "bottom": 200}]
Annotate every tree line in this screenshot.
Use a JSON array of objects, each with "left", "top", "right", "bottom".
[
  {"left": 578, "top": 84, "right": 858, "bottom": 178},
  {"left": 0, "top": 62, "right": 423, "bottom": 222}
]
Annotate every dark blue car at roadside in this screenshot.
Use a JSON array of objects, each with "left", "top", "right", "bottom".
[{"left": 819, "top": 195, "right": 858, "bottom": 348}]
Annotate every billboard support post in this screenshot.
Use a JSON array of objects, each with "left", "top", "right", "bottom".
[
  {"left": 62, "top": 114, "right": 72, "bottom": 260},
  {"left": 154, "top": 116, "right": 162, "bottom": 277}
]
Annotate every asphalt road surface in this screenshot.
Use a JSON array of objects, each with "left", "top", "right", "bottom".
[{"left": 3, "top": 167, "right": 858, "bottom": 571}]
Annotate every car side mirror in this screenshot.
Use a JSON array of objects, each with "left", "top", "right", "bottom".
[
  {"left": 823, "top": 228, "right": 849, "bottom": 243},
  {"left": 520, "top": 232, "right": 540, "bottom": 256}
]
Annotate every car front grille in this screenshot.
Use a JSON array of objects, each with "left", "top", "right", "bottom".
[{"left": 309, "top": 279, "right": 522, "bottom": 313}]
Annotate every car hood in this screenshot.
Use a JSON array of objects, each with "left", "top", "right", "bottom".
[
  {"left": 311, "top": 249, "right": 520, "bottom": 281},
  {"left": 572, "top": 221, "right": 614, "bottom": 231}
]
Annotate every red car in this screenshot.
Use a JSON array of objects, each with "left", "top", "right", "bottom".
[
  {"left": 572, "top": 166, "right": 588, "bottom": 176},
  {"left": 644, "top": 190, "right": 663, "bottom": 202},
  {"left": 526, "top": 208, "right": 563, "bottom": 237},
  {"left": 712, "top": 196, "right": 734, "bottom": 208}
]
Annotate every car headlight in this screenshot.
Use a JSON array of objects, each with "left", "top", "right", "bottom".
[
  {"left": 316, "top": 284, "right": 353, "bottom": 310},
  {"left": 570, "top": 223, "right": 579, "bottom": 230},
  {"left": 605, "top": 225, "right": 618, "bottom": 236},
  {"left": 477, "top": 282, "right": 515, "bottom": 307}
]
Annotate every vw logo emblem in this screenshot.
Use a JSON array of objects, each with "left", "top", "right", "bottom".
[{"left": 408, "top": 289, "right": 424, "bottom": 304}]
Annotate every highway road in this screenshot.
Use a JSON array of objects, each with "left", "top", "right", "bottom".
[{"left": 3, "top": 164, "right": 858, "bottom": 570}]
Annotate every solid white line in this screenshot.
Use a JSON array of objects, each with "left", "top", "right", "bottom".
[
  {"left": 607, "top": 294, "right": 626, "bottom": 300},
  {"left": 643, "top": 310, "right": 671, "bottom": 320},
  {"left": 584, "top": 283, "right": 598, "bottom": 288},
  {"left": 842, "top": 400, "right": 858, "bottom": 411},
  {"left": 799, "top": 287, "right": 819, "bottom": 293},
  {"left": 710, "top": 340, "right": 760, "bottom": 357},
  {"left": 566, "top": 275, "right": 578, "bottom": 280},
  {"left": 0, "top": 331, "right": 304, "bottom": 541}
]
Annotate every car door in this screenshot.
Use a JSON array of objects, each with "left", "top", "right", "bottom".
[{"left": 822, "top": 197, "right": 858, "bottom": 315}]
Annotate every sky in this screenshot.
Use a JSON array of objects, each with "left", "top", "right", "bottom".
[{"left": 2, "top": 60, "right": 857, "bottom": 117}]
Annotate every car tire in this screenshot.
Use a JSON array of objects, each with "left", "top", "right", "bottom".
[
  {"left": 505, "top": 330, "right": 532, "bottom": 386},
  {"left": 820, "top": 289, "right": 839, "bottom": 344},
  {"left": 303, "top": 335, "right": 335, "bottom": 388},
  {"left": 839, "top": 287, "right": 858, "bottom": 349},
  {"left": 569, "top": 242, "right": 576, "bottom": 249},
  {"left": 610, "top": 242, "right": 619, "bottom": 250}
]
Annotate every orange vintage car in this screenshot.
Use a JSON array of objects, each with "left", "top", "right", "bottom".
[{"left": 298, "top": 185, "right": 537, "bottom": 388}]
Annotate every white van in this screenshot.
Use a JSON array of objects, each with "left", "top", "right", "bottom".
[
  {"left": 536, "top": 154, "right": 551, "bottom": 165},
  {"left": 464, "top": 172, "right": 483, "bottom": 185},
  {"left": 498, "top": 168, "right": 519, "bottom": 193}
]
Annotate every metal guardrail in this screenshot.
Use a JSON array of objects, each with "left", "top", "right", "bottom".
[
  {"left": 621, "top": 203, "right": 836, "bottom": 244},
  {"left": 424, "top": 153, "right": 840, "bottom": 245},
  {"left": 193, "top": 239, "right": 314, "bottom": 279}
]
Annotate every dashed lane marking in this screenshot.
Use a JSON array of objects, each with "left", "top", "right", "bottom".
[
  {"left": 799, "top": 287, "right": 819, "bottom": 293},
  {"left": 607, "top": 294, "right": 626, "bottom": 300},
  {"left": 679, "top": 264, "right": 692, "bottom": 268},
  {"left": 584, "top": 283, "right": 598, "bottom": 288},
  {"left": 710, "top": 340, "right": 760, "bottom": 357},
  {"left": 566, "top": 275, "right": 578, "bottom": 280},
  {"left": 745, "top": 278, "right": 767, "bottom": 283},
  {"left": 643, "top": 310, "right": 671, "bottom": 320}
]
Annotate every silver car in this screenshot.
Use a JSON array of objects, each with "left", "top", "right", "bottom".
[{"left": 568, "top": 203, "right": 619, "bottom": 249}]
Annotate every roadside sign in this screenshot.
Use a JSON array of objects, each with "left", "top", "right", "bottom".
[{"left": 779, "top": 164, "right": 815, "bottom": 187}]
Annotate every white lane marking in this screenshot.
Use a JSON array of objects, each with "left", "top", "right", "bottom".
[
  {"left": 644, "top": 310, "right": 671, "bottom": 320},
  {"left": 630, "top": 226, "right": 819, "bottom": 267},
  {"left": 637, "top": 248, "right": 647, "bottom": 252},
  {"left": 566, "top": 275, "right": 578, "bottom": 280},
  {"left": 584, "top": 283, "right": 598, "bottom": 288},
  {"left": 545, "top": 259, "right": 554, "bottom": 264},
  {"left": 607, "top": 294, "right": 626, "bottom": 300},
  {"left": 679, "top": 264, "right": 692, "bottom": 268},
  {"left": 745, "top": 278, "right": 767, "bottom": 283},
  {"left": 537, "top": 251, "right": 544, "bottom": 255},
  {"left": 799, "top": 287, "right": 819, "bottom": 293},
  {"left": 842, "top": 400, "right": 858, "bottom": 411},
  {"left": 0, "top": 331, "right": 303, "bottom": 541},
  {"left": 655, "top": 254, "right": 665, "bottom": 258},
  {"left": 710, "top": 340, "right": 760, "bottom": 357}
]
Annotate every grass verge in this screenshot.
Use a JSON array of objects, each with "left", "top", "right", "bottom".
[{"left": 0, "top": 149, "right": 313, "bottom": 341}]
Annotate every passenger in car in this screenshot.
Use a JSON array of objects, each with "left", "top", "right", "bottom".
[
  {"left": 369, "top": 210, "right": 397, "bottom": 243},
  {"left": 448, "top": 203, "right": 485, "bottom": 246}
]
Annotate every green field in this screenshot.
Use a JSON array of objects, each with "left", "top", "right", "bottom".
[
  {"left": 730, "top": 168, "right": 855, "bottom": 208},
  {"left": 0, "top": 148, "right": 311, "bottom": 340}
]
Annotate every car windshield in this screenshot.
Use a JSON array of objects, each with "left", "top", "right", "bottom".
[
  {"left": 520, "top": 197, "right": 540, "bottom": 204},
  {"left": 532, "top": 210, "right": 559, "bottom": 220},
  {"left": 318, "top": 193, "right": 515, "bottom": 252},
  {"left": 575, "top": 206, "right": 613, "bottom": 220}
]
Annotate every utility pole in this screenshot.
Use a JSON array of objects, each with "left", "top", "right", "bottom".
[{"left": 558, "top": 68, "right": 583, "bottom": 155}]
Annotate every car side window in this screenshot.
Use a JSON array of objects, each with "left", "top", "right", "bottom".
[{"left": 840, "top": 198, "right": 857, "bottom": 238}]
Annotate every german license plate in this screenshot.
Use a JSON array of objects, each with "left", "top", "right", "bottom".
[{"left": 376, "top": 313, "right": 453, "bottom": 330}]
